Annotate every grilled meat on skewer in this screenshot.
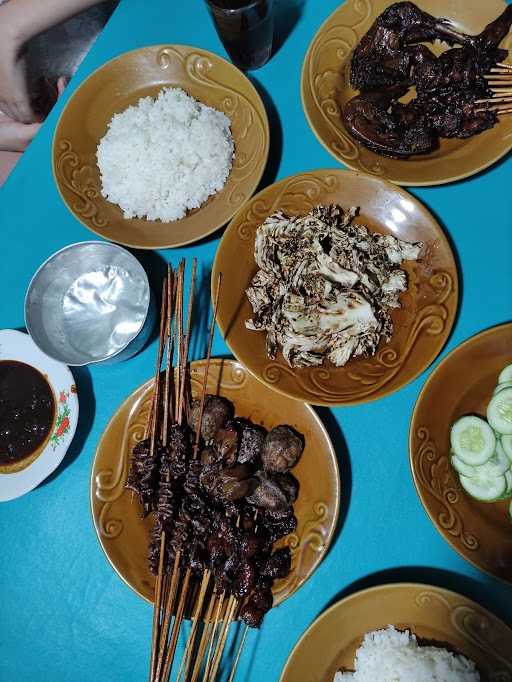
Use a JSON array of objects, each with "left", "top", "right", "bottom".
[{"left": 344, "top": 2, "right": 512, "bottom": 157}]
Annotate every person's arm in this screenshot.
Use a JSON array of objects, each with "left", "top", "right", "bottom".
[{"left": 0, "top": 0, "right": 103, "bottom": 123}]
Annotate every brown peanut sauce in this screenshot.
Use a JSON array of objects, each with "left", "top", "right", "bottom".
[{"left": 0, "top": 360, "right": 55, "bottom": 465}]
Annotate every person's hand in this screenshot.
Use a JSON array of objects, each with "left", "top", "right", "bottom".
[
  {"left": 0, "top": 9, "right": 36, "bottom": 124},
  {"left": 0, "top": 110, "right": 40, "bottom": 152},
  {"left": 0, "top": 77, "right": 65, "bottom": 152}
]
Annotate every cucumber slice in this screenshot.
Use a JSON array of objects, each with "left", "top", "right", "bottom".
[
  {"left": 477, "top": 443, "right": 510, "bottom": 477},
  {"left": 487, "top": 388, "right": 512, "bottom": 435},
  {"left": 459, "top": 472, "right": 506, "bottom": 502},
  {"left": 494, "top": 380, "right": 512, "bottom": 395},
  {"left": 501, "top": 434, "right": 512, "bottom": 462},
  {"left": 450, "top": 416, "right": 496, "bottom": 465},
  {"left": 501, "top": 470, "right": 512, "bottom": 499},
  {"left": 451, "top": 455, "right": 478, "bottom": 478},
  {"left": 498, "top": 364, "right": 512, "bottom": 384}
]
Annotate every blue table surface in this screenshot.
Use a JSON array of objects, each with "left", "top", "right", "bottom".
[{"left": 1, "top": 1, "right": 512, "bottom": 680}]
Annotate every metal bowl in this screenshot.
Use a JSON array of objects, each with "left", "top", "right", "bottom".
[{"left": 25, "top": 242, "right": 154, "bottom": 366}]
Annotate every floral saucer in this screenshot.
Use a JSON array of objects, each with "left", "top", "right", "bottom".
[{"left": 0, "top": 329, "right": 79, "bottom": 501}]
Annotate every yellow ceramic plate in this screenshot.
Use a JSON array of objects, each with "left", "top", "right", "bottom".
[
  {"left": 280, "top": 583, "right": 512, "bottom": 682},
  {"left": 90, "top": 359, "right": 340, "bottom": 605},
  {"left": 410, "top": 323, "right": 512, "bottom": 584},
  {"left": 53, "top": 45, "right": 269, "bottom": 249},
  {"left": 301, "top": 0, "right": 512, "bottom": 186},
  {"left": 212, "top": 169, "right": 458, "bottom": 406}
]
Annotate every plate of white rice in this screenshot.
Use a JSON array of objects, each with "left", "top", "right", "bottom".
[
  {"left": 280, "top": 583, "right": 512, "bottom": 682},
  {"left": 52, "top": 45, "right": 269, "bottom": 249}
]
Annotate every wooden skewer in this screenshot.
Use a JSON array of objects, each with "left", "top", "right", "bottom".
[
  {"left": 208, "top": 596, "right": 238, "bottom": 682},
  {"left": 175, "top": 261, "right": 186, "bottom": 424},
  {"left": 201, "top": 593, "right": 226, "bottom": 682},
  {"left": 154, "top": 552, "right": 182, "bottom": 682},
  {"left": 155, "top": 264, "right": 188, "bottom": 682},
  {"left": 475, "top": 93, "right": 512, "bottom": 103},
  {"left": 145, "top": 278, "right": 168, "bottom": 442},
  {"left": 148, "top": 276, "right": 171, "bottom": 681},
  {"left": 178, "top": 259, "right": 197, "bottom": 423},
  {"left": 227, "top": 625, "right": 249, "bottom": 682},
  {"left": 176, "top": 570, "right": 211, "bottom": 682},
  {"left": 189, "top": 589, "right": 220, "bottom": 682},
  {"left": 193, "top": 273, "right": 222, "bottom": 460},
  {"left": 496, "top": 108, "right": 512, "bottom": 115},
  {"left": 497, "top": 62, "right": 512, "bottom": 70},
  {"left": 160, "top": 568, "right": 192, "bottom": 682},
  {"left": 162, "top": 266, "right": 175, "bottom": 441}
]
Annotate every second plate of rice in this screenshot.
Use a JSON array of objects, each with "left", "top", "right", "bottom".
[
  {"left": 280, "top": 583, "right": 512, "bottom": 682},
  {"left": 52, "top": 45, "right": 269, "bottom": 249}
]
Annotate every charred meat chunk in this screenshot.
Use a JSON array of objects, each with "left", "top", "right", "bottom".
[
  {"left": 246, "top": 473, "right": 290, "bottom": 513},
  {"left": 273, "top": 472, "right": 300, "bottom": 504},
  {"left": 262, "top": 426, "right": 304, "bottom": 473},
  {"left": 189, "top": 395, "right": 234, "bottom": 442},
  {"left": 236, "top": 419, "right": 267, "bottom": 464},
  {"left": 260, "top": 547, "right": 291, "bottom": 580},
  {"left": 214, "top": 419, "right": 239, "bottom": 467}
]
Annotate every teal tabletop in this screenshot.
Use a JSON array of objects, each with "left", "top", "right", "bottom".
[{"left": 1, "top": 1, "right": 512, "bottom": 681}]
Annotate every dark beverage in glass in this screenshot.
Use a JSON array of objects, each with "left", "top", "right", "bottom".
[{"left": 205, "top": 0, "right": 274, "bottom": 71}]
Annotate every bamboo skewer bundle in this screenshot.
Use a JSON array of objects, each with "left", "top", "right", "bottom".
[
  {"left": 476, "top": 64, "right": 512, "bottom": 114},
  {"left": 128, "top": 261, "right": 249, "bottom": 682}
]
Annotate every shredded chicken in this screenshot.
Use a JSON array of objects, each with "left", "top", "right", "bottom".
[{"left": 245, "top": 205, "right": 422, "bottom": 368}]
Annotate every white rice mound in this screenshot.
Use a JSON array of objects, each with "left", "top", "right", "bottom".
[
  {"left": 96, "top": 87, "right": 234, "bottom": 222},
  {"left": 334, "top": 626, "right": 480, "bottom": 682}
]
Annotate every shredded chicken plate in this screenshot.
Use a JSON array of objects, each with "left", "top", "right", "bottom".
[{"left": 245, "top": 205, "right": 423, "bottom": 368}]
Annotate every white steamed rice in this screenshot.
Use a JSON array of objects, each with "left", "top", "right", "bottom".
[
  {"left": 334, "top": 626, "right": 480, "bottom": 682},
  {"left": 96, "top": 87, "right": 234, "bottom": 222}
]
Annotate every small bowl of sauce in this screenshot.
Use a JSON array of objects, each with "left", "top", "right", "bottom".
[
  {"left": 0, "top": 330, "right": 79, "bottom": 502},
  {"left": 0, "top": 360, "right": 56, "bottom": 474}
]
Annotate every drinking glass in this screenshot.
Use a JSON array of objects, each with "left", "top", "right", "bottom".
[{"left": 205, "top": 0, "right": 274, "bottom": 71}]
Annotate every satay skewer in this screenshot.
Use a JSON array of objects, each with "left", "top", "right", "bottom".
[
  {"left": 193, "top": 273, "right": 222, "bottom": 460},
  {"left": 189, "top": 588, "right": 220, "bottom": 682},
  {"left": 154, "top": 264, "right": 186, "bottom": 681},
  {"left": 148, "top": 275, "right": 172, "bottom": 681},
  {"left": 160, "top": 568, "right": 192, "bottom": 682},
  {"left": 151, "top": 268, "right": 178, "bottom": 682},
  {"left": 175, "top": 570, "right": 211, "bottom": 682},
  {"left": 207, "top": 595, "right": 238, "bottom": 682},
  {"left": 201, "top": 592, "right": 226, "bottom": 682},
  {"left": 227, "top": 625, "right": 249, "bottom": 682}
]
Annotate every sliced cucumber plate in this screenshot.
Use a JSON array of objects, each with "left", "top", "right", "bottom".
[
  {"left": 450, "top": 416, "right": 496, "bottom": 465},
  {"left": 487, "top": 388, "right": 512, "bottom": 435}
]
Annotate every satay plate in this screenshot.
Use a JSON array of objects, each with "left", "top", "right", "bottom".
[
  {"left": 301, "top": 0, "right": 512, "bottom": 186},
  {"left": 90, "top": 358, "right": 340, "bottom": 607}
]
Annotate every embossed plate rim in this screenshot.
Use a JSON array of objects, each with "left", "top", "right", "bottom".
[
  {"left": 89, "top": 358, "right": 341, "bottom": 605},
  {"left": 212, "top": 167, "right": 459, "bottom": 406},
  {"left": 279, "top": 582, "right": 512, "bottom": 682},
  {"left": 409, "top": 322, "right": 512, "bottom": 585},
  {"left": 300, "top": 0, "right": 512, "bottom": 187},
  {"left": 51, "top": 43, "right": 270, "bottom": 249}
]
